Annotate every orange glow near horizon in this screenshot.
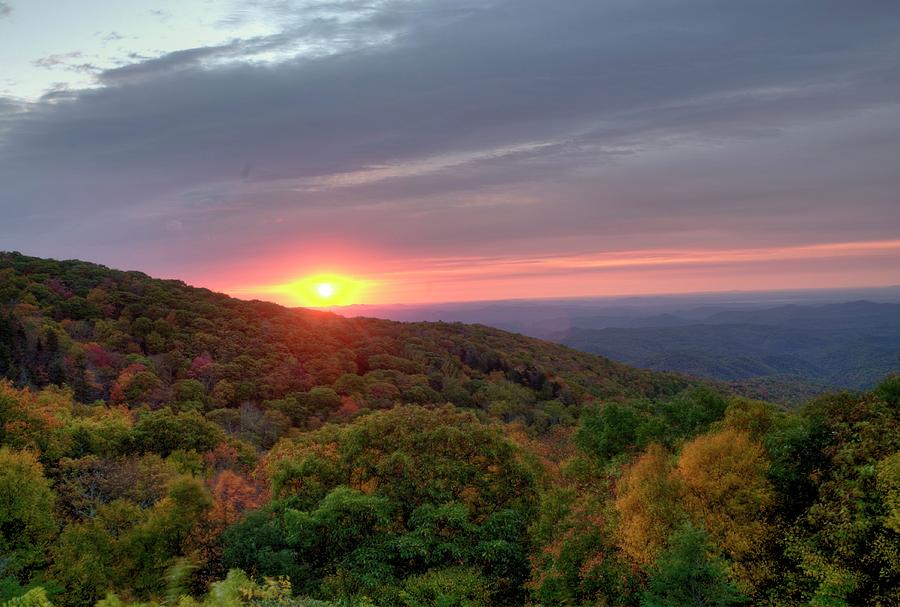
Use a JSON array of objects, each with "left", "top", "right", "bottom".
[
  {"left": 232, "top": 273, "right": 370, "bottom": 307},
  {"left": 217, "top": 238, "right": 900, "bottom": 307}
]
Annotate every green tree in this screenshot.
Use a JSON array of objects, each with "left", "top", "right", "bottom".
[
  {"left": 398, "top": 567, "right": 490, "bottom": 607},
  {"left": 49, "top": 476, "right": 211, "bottom": 606},
  {"left": 225, "top": 406, "right": 536, "bottom": 605},
  {"left": 0, "top": 587, "right": 54, "bottom": 607},
  {"left": 779, "top": 388, "right": 900, "bottom": 605},
  {"left": 874, "top": 374, "right": 900, "bottom": 406},
  {"left": 0, "top": 448, "right": 57, "bottom": 585},
  {"left": 172, "top": 379, "right": 206, "bottom": 408},
  {"left": 641, "top": 522, "right": 746, "bottom": 607},
  {"left": 128, "top": 409, "right": 225, "bottom": 457},
  {"left": 304, "top": 388, "right": 341, "bottom": 416},
  {"left": 878, "top": 451, "right": 900, "bottom": 533},
  {"left": 575, "top": 402, "right": 640, "bottom": 460}
]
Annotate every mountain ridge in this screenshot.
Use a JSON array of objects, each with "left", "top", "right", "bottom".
[
  {"left": 1, "top": 251, "right": 898, "bottom": 607},
  {"left": 0, "top": 251, "right": 696, "bottom": 429}
]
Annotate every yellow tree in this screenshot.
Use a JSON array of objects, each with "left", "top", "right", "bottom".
[
  {"left": 672, "top": 428, "right": 775, "bottom": 592},
  {"left": 613, "top": 443, "right": 681, "bottom": 567}
]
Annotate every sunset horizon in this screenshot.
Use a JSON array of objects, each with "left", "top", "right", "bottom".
[
  {"left": 218, "top": 236, "right": 900, "bottom": 306},
  {"left": 1, "top": 2, "right": 899, "bottom": 606},
  {"left": 3, "top": 2, "right": 899, "bottom": 308},
  {"left": 12, "top": 236, "right": 896, "bottom": 307},
  {"left": 8, "top": 233, "right": 900, "bottom": 308}
]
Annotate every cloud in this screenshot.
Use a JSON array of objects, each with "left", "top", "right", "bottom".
[
  {"left": 96, "top": 44, "right": 245, "bottom": 83},
  {"left": 0, "top": 2, "right": 10, "bottom": 18},
  {"left": 0, "top": 0, "right": 899, "bottom": 289},
  {"left": 32, "top": 52, "right": 100, "bottom": 76}
]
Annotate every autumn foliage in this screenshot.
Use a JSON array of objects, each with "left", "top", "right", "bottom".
[{"left": 0, "top": 254, "right": 897, "bottom": 607}]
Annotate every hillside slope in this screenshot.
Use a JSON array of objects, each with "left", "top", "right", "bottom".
[
  {"left": 1, "top": 252, "right": 898, "bottom": 607},
  {"left": 0, "top": 252, "right": 692, "bottom": 433}
]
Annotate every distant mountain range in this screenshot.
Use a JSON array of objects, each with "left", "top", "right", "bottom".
[
  {"left": 339, "top": 291, "right": 900, "bottom": 403},
  {"left": 556, "top": 301, "right": 900, "bottom": 402}
]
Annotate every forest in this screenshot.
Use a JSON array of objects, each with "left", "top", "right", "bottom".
[
  {"left": 0, "top": 252, "right": 898, "bottom": 607},
  {"left": 556, "top": 301, "right": 900, "bottom": 403}
]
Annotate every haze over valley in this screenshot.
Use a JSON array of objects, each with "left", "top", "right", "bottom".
[{"left": 339, "top": 288, "right": 900, "bottom": 402}]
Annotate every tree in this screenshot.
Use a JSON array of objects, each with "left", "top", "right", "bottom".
[
  {"left": 1, "top": 587, "right": 54, "bottom": 607},
  {"left": 117, "top": 476, "right": 212, "bottom": 598},
  {"left": 778, "top": 389, "right": 900, "bottom": 605},
  {"left": 575, "top": 402, "right": 640, "bottom": 460},
  {"left": 614, "top": 444, "right": 681, "bottom": 567},
  {"left": 172, "top": 379, "right": 206, "bottom": 408},
  {"left": 211, "top": 380, "right": 237, "bottom": 408},
  {"left": 0, "top": 448, "right": 57, "bottom": 584},
  {"left": 47, "top": 506, "right": 122, "bottom": 607},
  {"left": 527, "top": 488, "right": 634, "bottom": 607},
  {"left": 657, "top": 387, "right": 729, "bottom": 441},
  {"left": 227, "top": 406, "right": 537, "bottom": 605},
  {"left": 398, "top": 567, "right": 491, "bottom": 607},
  {"left": 304, "top": 387, "right": 341, "bottom": 417},
  {"left": 190, "top": 470, "right": 267, "bottom": 584},
  {"left": 128, "top": 409, "right": 225, "bottom": 457},
  {"left": 110, "top": 364, "right": 163, "bottom": 406},
  {"left": 874, "top": 374, "right": 900, "bottom": 406},
  {"left": 641, "top": 522, "right": 746, "bottom": 607},
  {"left": 877, "top": 451, "right": 900, "bottom": 534},
  {"left": 673, "top": 429, "right": 775, "bottom": 593}
]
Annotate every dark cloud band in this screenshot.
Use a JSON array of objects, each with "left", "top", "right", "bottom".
[{"left": 0, "top": 0, "right": 899, "bottom": 290}]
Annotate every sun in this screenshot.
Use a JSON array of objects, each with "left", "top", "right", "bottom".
[
  {"left": 273, "top": 273, "right": 367, "bottom": 307},
  {"left": 316, "top": 282, "right": 335, "bottom": 298}
]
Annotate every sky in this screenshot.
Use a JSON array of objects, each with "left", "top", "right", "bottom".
[{"left": 1, "top": 0, "right": 899, "bottom": 306}]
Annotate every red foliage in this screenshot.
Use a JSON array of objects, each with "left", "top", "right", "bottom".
[
  {"left": 46, "top": 278, "right": 73, "bottom": 299},
  {"left": 208, "top": 470, "right": 267, "bottom": 525},
  {"left": 83, "top": 342, "right": 116, "bottom": 369},
  {"left": 187, "top": 353, "right": 214, "bottom": 377},
  {"left": 109, "top": 363, "right": 147, "bottom": 405},
  {"left": 336, "top": 395, "right": 361, "bottom": 418},
  {"left": 188, "top": 469, "right": 268, "bottom": 581}
]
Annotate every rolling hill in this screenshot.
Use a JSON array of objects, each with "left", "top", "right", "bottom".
[
  {"left": 1, "top": 252, "right": 897, "bottom": 607},
  {"left": 557, "top": 301, "right": 900, "bottom": 402},
  {"left": 342, "top": 296, "right": 900, "bottom": 403},
  {"left": 0, "top": 251, "right": 693, "bottom": 434}
]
